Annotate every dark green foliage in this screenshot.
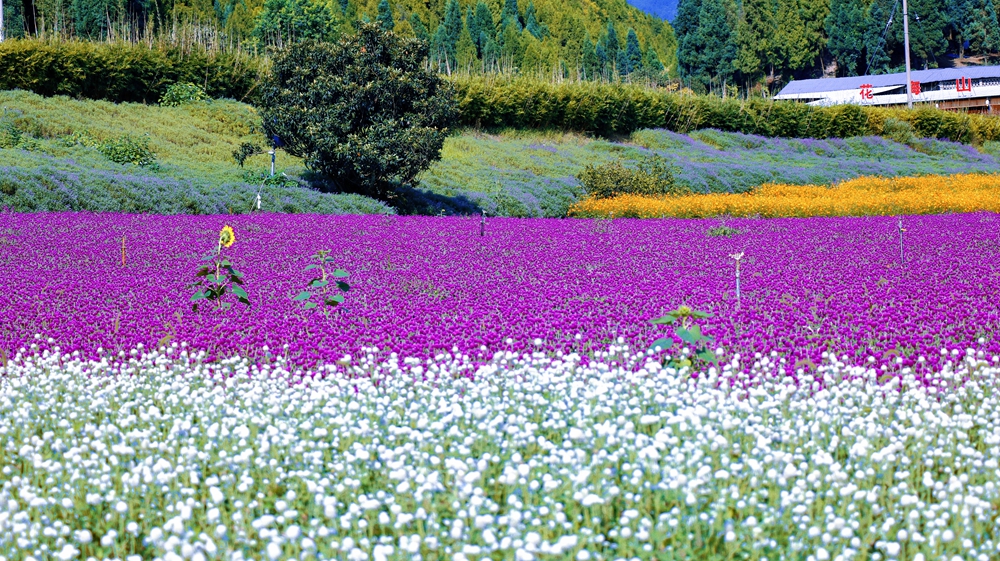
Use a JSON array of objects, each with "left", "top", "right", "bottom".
[
  {"left": 97, "top": 134, "right": 158, "bottom": 167},
  {"left": 409, "top": 13, "right": 430, "bottom": 43},
  {"left": 622, "top": 29, "right": 644, "bottom": 76},
  {"left": 825, "top": 0, "right": 865, "bottom": 76},
  {"left": 160, "top": 82, "right": 210, "bottom": 106},
  {"left": 577, "top": 155, "right": 687, "bottom": 199},
  {"left": 259, "top": 23, "right": 459, "bottom": 201},
  {"left": 2, "top": 0, "right": 26, "bottom": 39},
  {"left": 377, "top": 0, "right": 394, "bottom": 32},
  {"left": 233, "top": 142, "right": 264, "bottom": 167},
  {"left": 524, "top": 2, "right": 547, "bottom": 39},
  {"left": 253, "top": 0, "right": 341, "bottom": 45},
  {"left": 678, "top": 0, "right": 737, "bottom": 93},
  {"left": 707, "top": 225, "right": 742, "bottom": 237},
  {"left": 0, "top": 40, "right": 263, "bottom": 104}
]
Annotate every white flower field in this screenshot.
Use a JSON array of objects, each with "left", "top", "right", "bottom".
[{"left": 1, "top": 338, "right": 999, "bottom": 561}]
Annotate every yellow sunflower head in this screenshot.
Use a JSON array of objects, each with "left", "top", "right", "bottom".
[{"left": 219, "top": 225, "right": 236, "bottom": 248}]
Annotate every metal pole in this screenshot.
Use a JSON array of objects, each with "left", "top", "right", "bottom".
[
  {"left": 269, "top": 150, "right": 275, "bottom": 177},
  {"left": 902, "top": 0, "right": 913, "bottom": 108},
  {"left": 1, "top": 0, "right": 6, "bottom": 43}
]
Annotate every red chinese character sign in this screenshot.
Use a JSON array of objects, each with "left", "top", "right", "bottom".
[
  {"left": 910, "top": 81, "right": 921, "bottom": 96},
  {"left": 859, "top": 84, "right": 874, "bottom": 100},
  {"left": 956, "top": 77, "right": 972, "bottom": 92}
]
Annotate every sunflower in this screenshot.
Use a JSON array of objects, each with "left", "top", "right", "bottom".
[{"left": 219, "top": 225, "right": 236, "bottom": 248}]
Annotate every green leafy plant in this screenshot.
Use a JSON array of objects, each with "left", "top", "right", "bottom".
[
  {"left": 259, "top": 22, "right": 459, "bottom": 201},
  {"left": 293, "top": 249, "right": 350, "bottom": 316},
  {"left": 649, "top": 305, "right": 718, "bottom": 368},
  {"left": 98, "top": 134, "right": 157, "bottom": 168},
  {"left": 577, "top": 155, "right": 689, "bottom": 199},
  {"left": 190, "top": 225, "right": 250, "bottom": 311},
  {"left": 707, "top": 225, "right": 741, "bottom": 237},
  {"left": 160, "top": 82, "right": 211, "bottom": 107},
  {"left": 233, "top": 142, "right": 265, "bottom": 167}
]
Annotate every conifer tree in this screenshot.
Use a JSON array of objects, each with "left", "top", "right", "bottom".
[
  {"left": 409, "top": 12, "right": 430, "bottom": 43},
  {"left": 524, "top": 1, "right": 547, "bottom": 39},
  {"left": 643, "top": 45, "right": 664, "bottom": 75},
  {"left": 456, "top": 23, "right": 479, "bottom": 70},
  {"left": 622, "top": 28, "right": 644, "bottom": 76},
  {"left": 965, "top": 0, "right": 1000, "bottom": 53},
  {"left": 376, "top": 0, "right": 394, "bottom": 32},
  {"left": 825, "top": 0, "right": 865, "bottom": 75},
  {"left": 582, "top": 35, "right": 599, "bottom": 79},
  {"left": 501, "top": 0, "right": 522, "bottom": 31},
  {"left": 734, "top": 0, "right": 774, "bottom": 81}
]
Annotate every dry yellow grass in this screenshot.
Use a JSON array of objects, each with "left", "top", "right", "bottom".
[{"left": 567, "top": 174, "right": 1000, "bottom": 218}]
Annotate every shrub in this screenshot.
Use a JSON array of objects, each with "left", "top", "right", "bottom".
[
  {"left": 97, "top": 134, "right": 158, "bottom": 167},
  {"left": 259, "top": 23, "right": 459, "bottom": 201},
  {"left": 577, "top": 155, "right": 687, "bottom": 199},
  {"left": 0, "top": 39, "right": 264, "bottom": 104},
  {"left": 160, "top": 82, "right": 210, "bottom": 106},
  {"left": 882, "top": 117, "right": 917, "bottom": 145}
]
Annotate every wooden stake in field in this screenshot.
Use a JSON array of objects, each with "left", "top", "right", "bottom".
[
  {"left": 897, "top": 217, "right": 906, "bottom": 266},
  {"left": 480, "top": 210, "right": 485, "bottom": 237}
]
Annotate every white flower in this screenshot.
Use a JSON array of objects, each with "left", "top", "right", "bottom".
[
  {"left": 55, "top": 545, "right": 79, "bottom": 561},
  {"left": 114, "top": 501, "right": 128, "bottom": 513}
]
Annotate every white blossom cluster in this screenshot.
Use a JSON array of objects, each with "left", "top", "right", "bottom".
[{"left": 0, "top": 337, "right": 999, "bottom": 561}]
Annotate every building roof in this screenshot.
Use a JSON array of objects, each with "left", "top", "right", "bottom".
[{"left": 776, "top": 65, "right": 1000, "bottom": 96}]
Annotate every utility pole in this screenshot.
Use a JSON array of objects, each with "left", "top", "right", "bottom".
[
  {"left": 1, "top": 0, "right": 6, "bottom": 43},
  {"left": 902, "top": 0, "right": 914, "bottom": 108}
]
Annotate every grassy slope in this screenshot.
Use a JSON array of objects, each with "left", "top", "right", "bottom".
[
  {"left": 0, "top": 90, "right": 392, "bottom": 215},
  {"left": 5, "top": 90, "right": 1000, "bottom": 216}
]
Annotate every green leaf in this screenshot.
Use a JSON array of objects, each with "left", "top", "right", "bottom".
[
  {"left": 294, "top": 291, "right": 312, "bottom": 301},
  {"left": 332, "top": 269, "right": 349, "bottom": 278},
  {"left": 195, "top": 267, "right": 212, "bottom": 277},
  {"left": 697, "top": 350, "right": 718, "bottom": 363},
  {"left": 676, "top": 327, "right": 698, "bottom": 344},
  {"left": 219, "top": 259, "right": 232, "bottom": 267},
  {"left": 336, "top": 281, "right": 351, "bottom": 292},
  {"left": 206, "top": 274, "right": 221, "bottom": 284},
  {"left": 688, "top": 325, "right": 703, "bottom": 339},
  {"left": 649, "top": 337, "right": 673, "bottom": 351},
  {"left": 237, "top": 297, "right": 251, "bottom": 306},
  {"left": 230, "top": 276, "right": 244, "bottom": 286},
  {"left": 311, "top": 279, "right": 329, "bottom": 289},
  {"left": 326, "top": 294, "right": 345, "bottom": 305},
  {"left": 229, "top": 269, "right": 244, "bottom": 278},
  {"left": 304, "top": 264, "right": 320, "bottom": 271},
  {"left": 232, "top": 285, "right": 248, "bottom": 300},
  {"left": 191, "top": 291, "right": 206, "bottom": 302},
  {"left": 650, "top": 315, "right": 677, "bottom": 325},
  {"left": 691, "top": 310, "right": 712, "bottom": 318},
  {"left": 303, "top": 302, "right": 318, "bottom": 309}
]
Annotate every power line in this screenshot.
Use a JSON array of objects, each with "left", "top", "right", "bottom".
[{"left": 865, "top": 0, "right": 899, "bottom": 75}]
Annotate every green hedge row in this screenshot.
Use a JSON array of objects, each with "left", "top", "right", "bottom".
[
  {"left": 3, "top": 40, "right": 999, "bottom": 145},
  {"left": 451, "top": 76, "right": 1000, "bottom": 144},
  {"left": 0, "top": 40, "right": 265, "bottom": 104}
]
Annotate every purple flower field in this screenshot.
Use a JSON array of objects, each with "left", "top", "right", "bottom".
[{"left": 1, "top": 212, "right": 998, "bottom": 371}]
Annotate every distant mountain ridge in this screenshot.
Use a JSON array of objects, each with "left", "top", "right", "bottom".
[{"left": 626, "top": 0, "right": 678, "bottom": 21}]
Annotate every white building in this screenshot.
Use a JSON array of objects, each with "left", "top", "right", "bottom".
[{"left": 773, "top": 66, "right": 1000, "bottom": 113}]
